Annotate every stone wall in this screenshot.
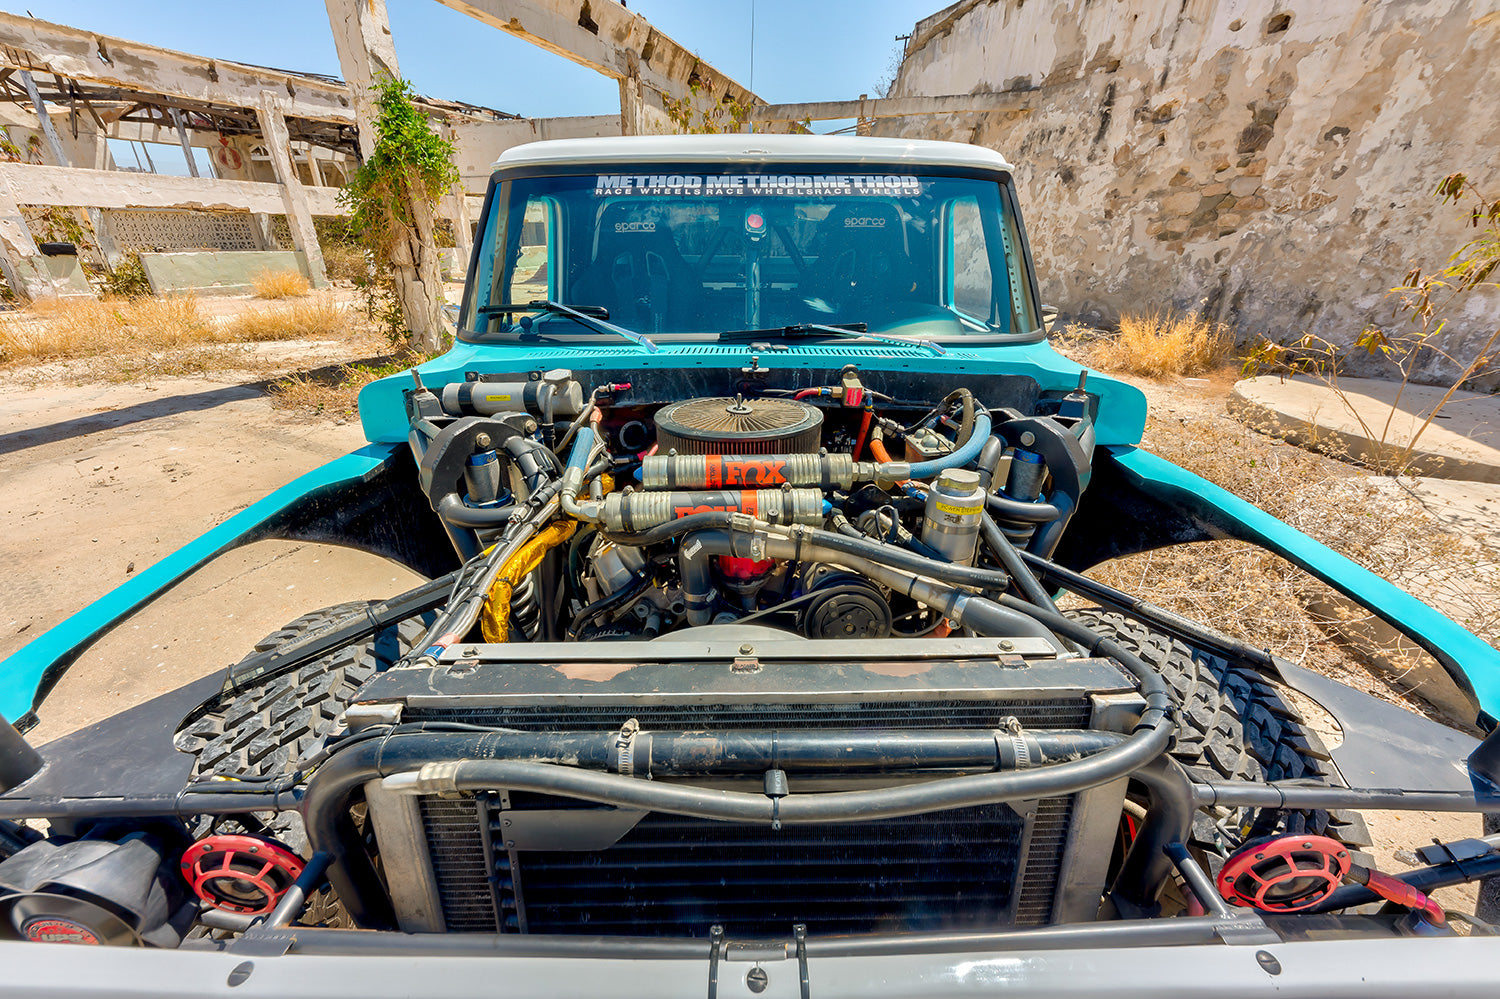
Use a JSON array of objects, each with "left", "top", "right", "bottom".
[{"left": 881, "top": 0, "right": 1500, "bottom": 383}]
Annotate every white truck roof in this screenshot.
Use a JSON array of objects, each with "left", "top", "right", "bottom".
[{"left": 492, "top": 134, "right": 1014, "bottom": 173}]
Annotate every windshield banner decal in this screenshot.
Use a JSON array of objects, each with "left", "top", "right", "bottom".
[{"left": 593, "top": 175, "right": 923, "bottom": 197}]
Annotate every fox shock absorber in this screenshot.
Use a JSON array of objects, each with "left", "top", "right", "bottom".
[
  {"left": 640, "top": 454, "right": 876, "bottom": 490},
  {"left": 601, "top": 488, "right": 826, "bottom": 531}
]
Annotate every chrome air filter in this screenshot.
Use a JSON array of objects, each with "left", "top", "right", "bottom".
[{"left": 653, "top": 396, "right": 822, "bottom": 454}]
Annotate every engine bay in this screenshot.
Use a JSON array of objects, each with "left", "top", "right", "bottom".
[{"left": 409, "top": 364, "right": 1098, "bottom": 649}]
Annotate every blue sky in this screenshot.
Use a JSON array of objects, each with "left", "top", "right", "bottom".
[{"left": 10, "top": 1, "right": 931, "bottom": 118}]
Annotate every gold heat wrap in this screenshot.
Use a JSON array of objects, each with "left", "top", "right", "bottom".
[{"left": 479, "top": 520, "right": 578, "bottom": 643}]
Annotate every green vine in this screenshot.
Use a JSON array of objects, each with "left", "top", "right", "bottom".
[
  {"left": 662, "top": 68, "right": 754, "bottom": 134},
  {"left": 338, "top": 76, "right": 459, "bottom": 349}
]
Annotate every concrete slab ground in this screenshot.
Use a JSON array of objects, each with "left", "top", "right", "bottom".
[
  {"left": 0, "top": 376, "right": 420, "bottom": 742},
  {"left": 1230, "top": 375, "right": 1500, "bottom": 483}
]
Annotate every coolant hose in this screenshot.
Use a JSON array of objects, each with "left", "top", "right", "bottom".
[
  {"left": 479, "top": 519, "right": 577, "bottom": 642},
  {"left": 367, "top": 714, "right": 1169, "bottom": 826},
  {"left": 907, "top": 410, "right": 992, "bottom": 480},
  {"left": 559, "top": 423, "right": 600, "bottom": 521},
  {"left": 986, "top": 491, "right": 1065, "bottom": 524},
  {"left": 980, "top": 510, "right": 1056, "bottom": 608},
  {"left": 435, "top": 494, "right": 517, "bottom": 528},
  {"left": 682, "top": 528, "right": 1062, "bottom": 651},
  {"left": 303, "top": 712, "right": 1167, "bottom": 930},
  {"left": 976, "top": 435, "right": 1005, "bottom": 490}
]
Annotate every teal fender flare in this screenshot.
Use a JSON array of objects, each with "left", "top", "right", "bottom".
[
  {"left": 0, "top": 443, "right": 406, "bottom": 726},
  {"left": 1110, "top": 445, "right": 1499, "bottom": 729}
]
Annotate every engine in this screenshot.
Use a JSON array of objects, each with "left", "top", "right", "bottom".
[{"left": 408, "top": 366, "right": 1097, "bottom": 648}]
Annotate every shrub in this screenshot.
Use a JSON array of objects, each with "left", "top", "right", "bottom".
[{"left": 251, "top": 269, "right": 311, "bottom": 299}]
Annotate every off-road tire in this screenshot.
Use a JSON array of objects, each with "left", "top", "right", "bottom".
[
  {"left": 1064, "top": 606, "right": 1370, "bottom": 851},
  {"left": 175, "top": 602, "right": 430, "bottom": 781}
]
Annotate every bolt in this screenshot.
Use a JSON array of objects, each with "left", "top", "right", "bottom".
[
  {"left": 463, "top": 647, "right": 478, "bottom": 656},
  {"left": 1019, "top": 431, "right": 1036, "bottom": 446},
  {"left": 475, "top": 432, "right": 492, "bottom": 449},
  {"left": 740, "top": 644, "right": 754, "bottom": 655},
  {"left": 506, "top": 841, "right": 515, "bottom": 849},
  {"left": 998, "top": 639, "right": 1015, "bottom": 651},
  {"left": 524, "top": 420, "right": 537, "bottom": 433}
]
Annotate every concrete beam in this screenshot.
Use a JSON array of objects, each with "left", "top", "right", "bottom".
[
  {"left": 325, "top": 0, "right": 400, "bottom": 158},
  {"left": 19, "top": 69, "right": 122, "bottom": 265},
  {"left": 257, "top": 92, "right": 328, "bottom": 287},
  {"left": 0, "top": 161, "right": 342, "bottom": 215},
  {"left": 0, "top": 11, "right": 355, "bottom": 123},
  {"left": 0, "top": 166, "right": 58, "bottom": 299},
  {"left": 750, "top": 92, "right": 1033, "bottom": 123},
  {"left": 435, "top": 0, "right": 757, "bottom": 107}
]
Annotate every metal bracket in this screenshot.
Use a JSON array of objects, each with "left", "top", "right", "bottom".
[
  {"left": 706, "top": 924, "right": 725, "bottom": 999},
  {"left": 795, "top": 923, "right": 810, "bottom": 999},
  {"left": 1212, "top": 913, "right": 1282, "bottom": 945}
]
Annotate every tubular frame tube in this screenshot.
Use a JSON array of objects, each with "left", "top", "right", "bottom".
[
  {"left": 0, "top": 714, "right": 43, "bottom": 793},
  {"left": 1111, "top": 755, "right": 1196, "bottom": 910},
  {"left": 269, "top": 913, "right": 1260, "bottom": 959},
  {"left": 1192, "top": 780, "right": 1500, "bottom": 813}
]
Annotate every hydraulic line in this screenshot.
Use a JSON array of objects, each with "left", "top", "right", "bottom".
[
  {"left": 980, "top": 510, "right": 1055, "bottom": 609},
  {"left": 479, "top": 518, "right": 577, "bottom": 642},
  {"left": 909, "top": 411, "right": 990, "bottom": 480},
  {"left": 564, "top": 572, "right": 652, "bottom": 640},
  {"left": 681, "top": 527, "right": 1054, "bottom": 647},
  {"left": 603, "top": 511, "right": 1014, "bottom": 595}
]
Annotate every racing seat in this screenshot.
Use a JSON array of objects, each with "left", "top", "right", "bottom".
[
  {"left": 806, "top": 203, "right": 920, "bottom": 322},
  {"left": 575, "top": 204, "right": 696, "bottom": 334}
]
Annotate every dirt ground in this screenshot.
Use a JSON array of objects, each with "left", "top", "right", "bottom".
[{"left": 0, "top": 308, "right": 1493, "bottom": 916}]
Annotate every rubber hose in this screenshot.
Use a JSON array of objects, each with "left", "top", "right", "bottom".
[
  {"left": 908, "top": 411, "right": 992, "bottom": 480},
  {"left": 435, "top": 494, "right": 517, "bottom": 528},
  {"left": 996, "top": 594, "right": 1172, "bottom": 729},
  {"left": 565, "top": 573, "right": 652, "bottom": 641},
  {"left": 976, "top": 435, "right": 1005, "bottom": 491},
  {"left": 683, "top": 529, "right": 1062, "bottom": 651},
  {"left": 382, "top": 726, "right": 1171, "bottom": 825},
  {"left": 986, "top": 491, "right": 1064, "bottom": 524},
  {"left": 979, "top": 510, "right": 1055, "bottom": 608}
]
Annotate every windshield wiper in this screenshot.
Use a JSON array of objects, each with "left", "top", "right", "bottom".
[
  {"left": 478, "top": 300, "right": 658, "bottom": 353},
  {"left": 718, "top": 322, "right": 947, "bottom": 356}
]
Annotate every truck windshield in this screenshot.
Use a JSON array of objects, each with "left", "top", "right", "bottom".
[{"left": 462, "top": 169, "right": 1039, "bottom": 341}]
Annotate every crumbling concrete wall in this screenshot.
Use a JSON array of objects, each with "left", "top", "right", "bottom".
[{"left": 881, "top": 0, "right": 1500, "bottom": 382}]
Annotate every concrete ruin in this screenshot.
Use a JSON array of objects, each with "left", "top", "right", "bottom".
[
  {"left": 879, "top": 0, "right": 1500, "bottom": 383},
  {"left": 0, "top": 0, "right": 780, "bottom": 302}
]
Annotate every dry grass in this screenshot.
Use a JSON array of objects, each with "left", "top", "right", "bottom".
[
  {"left": 1073, "top": 391, "right": 1500, "bottom": 726},
  {"left": 222, "top": 298, "right": 349, "bottom": 342},
  {"left": 1059, "top": 311, "right": 1234, "bottom": 379},
  {"left": 0, "top": 293, "right": 372, "bottom": 387},
  {"left": 267, "top": 355, "right": 419, "bottom": 420},
  {"left": 0, "top": 295, "right": 214, "bottom": 363},
  {"left": 251, "top": 269, "right": 311, "bottom": 299}
]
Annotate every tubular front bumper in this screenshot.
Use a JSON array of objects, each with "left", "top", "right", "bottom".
[{"left": 0, "top": 926, "right": 1496, "bottom": 998}]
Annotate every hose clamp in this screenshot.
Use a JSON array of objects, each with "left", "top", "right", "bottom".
[
  {"left": 995, "top": 716, "right": 1031, "bottom": 770},
  {"left": 614, "top": 718, "right": 641, "bottom": 777}
]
